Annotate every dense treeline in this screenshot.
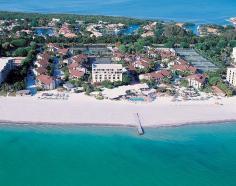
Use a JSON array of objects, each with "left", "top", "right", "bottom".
[
  {"left": 195, "top": 32, "right": 236, "bottom": 67},
  {"left": 0, "top": 11, "right": 148, "bottom": 25}
]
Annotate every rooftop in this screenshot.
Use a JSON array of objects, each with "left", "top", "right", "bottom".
[
  {"left": 35, "top": 67, "right": 47, "bottom": 74},
  {"left": 92, "top": 63, "right": 122, "bottom": 70},
  {"left": 37, "top": 75, "right": 54, "bottom": 85},
  {"left": 187, "top": 74, "right": 207, "bottom": 84},
  {"left": 69, "top": 69, "right": 85, "bottom": 78}
]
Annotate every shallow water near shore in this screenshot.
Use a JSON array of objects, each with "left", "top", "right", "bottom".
[
  {"left": 0, "top": 123, "right": 236, "bottom": 186},
  {"left": 0, "top": 0, "right": 236, "bottom": 24}
]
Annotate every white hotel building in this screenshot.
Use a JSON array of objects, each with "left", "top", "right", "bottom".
[
  {"left": 92, "top": 64, "right": 123, "bottom": 83},
  {"left": 226, "top": 48, "right": 236, "bottom": 87},
  {"left": 227, "top": 67, "right": 236, "bottom": 87}
]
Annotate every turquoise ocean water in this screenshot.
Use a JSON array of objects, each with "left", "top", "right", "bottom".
[
  {"left": 0, "top": 0, "right": 236, "bottom": 24},
  {"left": 0, "top": 123, "right": 236, "bottom": 186}
]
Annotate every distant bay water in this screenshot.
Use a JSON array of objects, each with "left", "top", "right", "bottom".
[
  {"left": 0, "top": 0, "right": 236, "bottom": 24},
  {"left": 0, "top": 123, "right": 236, "bottom": 186}
]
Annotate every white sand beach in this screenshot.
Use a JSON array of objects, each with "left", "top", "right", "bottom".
[{"left": 0, "top": 93, "right": 236, "bottom": 127}]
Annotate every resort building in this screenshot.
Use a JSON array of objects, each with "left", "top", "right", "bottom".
[
  {"left": 0, "top": 58, "right": 14, "bottom": 84},
  {"left": 92, "top": 64, "right": 123, "bottom": 83},
  {"left": 58, "top": 48, "right": 70, "bottom": 56},
  {"left": 69, "top": 54, "right": 87, "bottom": 65},
  {"left": 33, "top": 67, "right": 47, "bottom": 76},
  {"left": 133, "top": 58, "right": 152, "bottom": 69},
  {"left": 69, "top": 69, "right": 85, "bottom": 79},
  {"left": 139, "top": 70, "right": 172, "bottom": 82},
  {"left": 141, "top": 31, "right": 155, "bottom": 38},
  {"left": 173, "top": 64, "right": 197, "bottom": 74},
  {"left": 47, "top": 43, "right": 71, "bottom": 56},
  {"left": 226, "top": 67, "right": 236, "bottom": 87},
  {"left": 36, "top": 75, "right": 56, "bottom": 90},
  {"left": 59, "top": 23, "right": 77, "bottom": 38},
  {"left": 37, "top": 52, "right": 50, "bottom": 61},
  {"left": 67, "top": 54, "right": 88, "bottom": 80},
  {"left": 155, "top": 48, "right": 176, "bottom": 60},
  {"left": 35, "top": 52, "right": 50, "bottom": 68},
  {"left": 186, "top": 74, "right": 207, "bottom": 89},
  {"left": 47, "top": 43, "right": 60, "bottom": 53},
  {"left": 112, "top": 52, "right": 125, "bottom": 62}
]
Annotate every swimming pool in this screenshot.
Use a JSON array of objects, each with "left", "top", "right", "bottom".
[
  {"left": 35, "top": 28, "right": 54, "bottom": 37},
  {"left": 129, "top": 97, "right": 145, "bottom": 102}
]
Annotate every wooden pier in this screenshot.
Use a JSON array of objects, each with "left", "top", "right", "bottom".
[{"left": 134, "top": 113, "right": 144, "bottom": 135}]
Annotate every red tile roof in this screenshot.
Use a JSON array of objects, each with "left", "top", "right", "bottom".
[
  {"left": 150, "top": 72, "right": 164, "bottom": 79},
  {"left": 37, "top": 59, "right": 49, "bottom": 67},
  {"left": 68, "top": 63, "right": 79, "bottom": 69},
  {"left": 124, "top": 55, "right": 136, "bottom": 62},
  {"left": 35, "top": 67, "right": 47, "bottom": 75},
  {"left": 38, "top": 52, "right": 50, "bottom": 60},
  {"left": 127, "top": 63, "right": 136, "bottom": 71},
  {"left": 69, "top": 69, "right": 85, "bottom": 78},
  {"left": 71, "top": 54, "right": 87, "bottom": 63},
  {"left": 160, "top": 69, "right": 172, "bottom": 77},
  {"left": 154, "top": 49, "right": 176, "bottom": 58},
  {"left": 176, "top": 58, "right": 188, "bottom": 65},
  {"left": 187, "top": 74, "right": 206, "bottom": 84},
  {"left": 37, "top": 75, "right": 54, "bottom": 85},
  {"left": 144, "top": 70, "right": 172, "bottom": 80},
  {"left": 47, "top": 43, "right": 60, "bottom": 49},
  {"left": 58, "top": 48, "right": 69, "bottom": 55},
  {"left": 173, "top": 64, "right": 197, "bottom": 73},
  {"left": 114, "top": 52, "right": 125, "bottom": 58},
  {"left": 135, "top": 58, "right": 152, "bottom": 68}
]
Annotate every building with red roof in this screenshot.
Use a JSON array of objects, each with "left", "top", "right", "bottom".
[
  {"left": 186, "top": 74, "right": 207, "bottom": 89},
  {"left": 33, "top": 67, "right": 47, "bottom": 76},
  {"left": 173, "top": 64, "right": 197, "bottom": 74},
  {"left": 70, "top": 54, "right": 88, "bottom": 64},
  {"left": 133, "top": 58, "right": 153, "bottom": 69},
  {"left": 69, "top": 69, "right": 85, "bottom": 79},
  {"left": 58, "top": 48, "right": 69, "bottom": 56},
  {"left": 139, "top": 70, "right": 172, "bottom": 82},
  {"left": 36, "top": 75, "right": 56, "bottom": 90}
]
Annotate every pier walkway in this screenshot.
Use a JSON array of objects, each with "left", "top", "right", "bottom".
[{"left": 134, "top": 113, "right": 144, "bottom": 135}]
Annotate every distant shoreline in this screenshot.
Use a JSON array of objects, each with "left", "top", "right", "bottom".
[{"left": 0, "top": 10, "right": 232, "bottom": 26}]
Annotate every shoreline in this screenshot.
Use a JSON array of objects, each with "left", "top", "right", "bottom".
[{"left": 0, "top": 119, "right": 236, "bottom": 129}]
